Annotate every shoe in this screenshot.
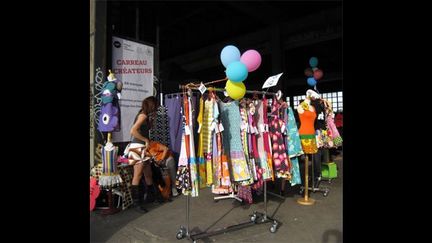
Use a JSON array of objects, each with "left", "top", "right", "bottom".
[{"left": 131, "top": 185, "right": 148, "bottom": 213}]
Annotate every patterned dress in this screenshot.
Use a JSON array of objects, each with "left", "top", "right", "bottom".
[
  {"left": 285, "top": 107, "right": 303, "bottom": 185},
  {"left": 219, "top": 101, "right": 251, "bottom": 182},
  {"left": 269, "top": 99, "right": 291, "bottom": 179}
]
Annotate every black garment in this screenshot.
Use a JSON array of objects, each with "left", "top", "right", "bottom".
[
  {"left": 131, "top": 111, "right": 153, "bottom": 144},
  {"left": 311, "top": 99, "right": 327, "bottom": 130},
  {"left": 149, "top": 106, "right": 171, "bottom": 147}
]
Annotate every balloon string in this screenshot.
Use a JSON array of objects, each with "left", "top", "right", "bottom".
[{"left": 183, "top": 77, "right": 228, "bottom": 90}]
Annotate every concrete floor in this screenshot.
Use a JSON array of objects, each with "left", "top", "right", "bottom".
[{"left": 90, "top": 155, "right": 342, "bottom": 243}]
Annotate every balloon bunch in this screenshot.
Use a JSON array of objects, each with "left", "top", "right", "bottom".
[
  {"left": 220, "top": 45, "right": 262, "bottom": 100},
  {"left": 304, "top": 57, "right": 323, "bottom": 87}
]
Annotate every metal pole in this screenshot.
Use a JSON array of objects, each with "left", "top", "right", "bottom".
[
  {"left": 186, "top": 195, "right": 190, "bottom": 236},
  {"left": 264, "top": 181, "right": 267, "bottom": 220}
]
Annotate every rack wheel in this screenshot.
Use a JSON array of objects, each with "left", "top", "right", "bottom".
[
  {"left": 270, "top": 224, "right": 277, "bottom": 233},
  {"left": 176, "top": 227, "right": 185, "bottom": 240},
  {"left": 250, "top": 214, "right": 257, "bottom": 222},
  {"left": 323, "top": 190, "right": 329, "bottom": 197},
  {"left": 176, "top": 231, "right": 183, "bottom": 240}
]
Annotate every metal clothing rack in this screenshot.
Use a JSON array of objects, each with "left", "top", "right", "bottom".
[
  {"left": 176, "top": 181, "right": 282, "bottom": 242},
  {"left": 176, "top": 84, "right": 281, "bottom": 242}
]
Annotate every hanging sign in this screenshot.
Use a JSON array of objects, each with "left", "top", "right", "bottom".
[{"left": 262, "top": 73, "right": 283, "bottom": 89}]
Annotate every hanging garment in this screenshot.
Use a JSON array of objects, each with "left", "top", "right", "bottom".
[
  {"left": 286, "top": 107, "right": 304, "bottom": 157},
  {"left": 237, "top": 185, "right": 253, "bottom": 204},
  {"left": 262, "top": 98, "right": 274, "bottom": 181},
  {"left": 203, "top": 98, "right": 214, "bottom": 186},
  {"left": 219, "top": 101, "right": 251, "bottom": 182},
  {"left": 247, "top": 102, "right": 259, "bottom": 181},
  {"left": 196, "top": 97, "right": 206, "bottom": 188},
  {"left": 240, "top": 101, "right": 254, "bottom": 186},
  {"left": 176, "top": 104, "right": 192, "bottom": 194},
  {"left": 311, "top": 99, "right": 327, "bottom": 130},
  {"left": 165, "top": 94, "right": 183, "bottom": 155},
  {"left": 256, "top": 100, "right": 273, "bottom": 180},
  {"left": 269, "top": 99, "right": 291, "bottom": 179},
  {"left": 185, "top": 95, "right": 199, "bottom": 197},
  {"left": 298, "top": 101, "right": 318, "bottom": 154},
  {"left": 285, "top": 107, "right": 303, "bottom": 186},
  {"left": 149, "top": 106, "right": 171, "bottom": 147},
  {"left": 316, "top": 129, "right": 334, "bottom": 148},
  {"left": 327, "top": 113, "right": 343, "bottom": 147}
]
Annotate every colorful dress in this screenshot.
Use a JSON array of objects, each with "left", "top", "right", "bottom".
[
  {"left": 269, "top": 99, "right": 291, "bottom": 179},
  {"left": 256, "top": 100, "right": 273, "bottom": 180},
  {"left": 219, "top": 101, "right": 251, "bottom": 182},
  {"left": 285, "top": 107, "right": 303, "bottom": 185}
]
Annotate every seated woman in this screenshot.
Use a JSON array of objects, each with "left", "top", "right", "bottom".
[{"left": 144, "top": 140, "right": 179, "bottom": 198}]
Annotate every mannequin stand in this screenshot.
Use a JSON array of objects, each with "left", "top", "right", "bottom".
[
  {"left": 299, "top": 152, "right": 330, "bottom": 198},
  {"left": 100, "top": 189, "right": 121, "bottom": 215},
  {"left": 297, "top": 154, "right": 315, "bottom": 205}
]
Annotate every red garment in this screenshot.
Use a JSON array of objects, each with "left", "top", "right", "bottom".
[{"left": 335, "top": 113, "right": 343, "bottom": 128}]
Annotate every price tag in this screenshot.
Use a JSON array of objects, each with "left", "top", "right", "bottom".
[
  {"left": 210, "top": 122, "right": 217, "bottom": 132},
  {"left": 198, "top": 83, "right": 207, "bottom": 94},
  {"left": 218, "top": 123, "right": 224, "bottom": 132},
  {"left": 241, "top": 122, "right": 247, "bottom": 131},
  {"left": 184, "top": 125, "right": 191, "bottom": 135}
]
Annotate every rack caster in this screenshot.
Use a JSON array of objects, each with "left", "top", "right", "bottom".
[
  {"left": 250, "top": 212, "right": 257, "bottom": 223},
  {"left": 269, "top": 221, "right": 278, "bottom": 233},
  {"left": 323, "top": 189, "right": 329, "bottom": 197},
  {"left": 176, "top": 226, "right": 186, "bottom": 240}
]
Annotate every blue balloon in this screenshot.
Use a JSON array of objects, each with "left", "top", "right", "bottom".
[
  {"left": 309, "top": 57, "right": 318, "bottom": 68},
  {"left": 307, "top": 77, "right": 317, "bottom": 86},
  {"left": 226, "top": 61, "right": 248, "bottom": 82},
  {"left": 220, "top": 45, "right": 241, "bottom": 68}
]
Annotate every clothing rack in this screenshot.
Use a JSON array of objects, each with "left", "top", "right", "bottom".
[
  {"left": 176, "top": 84, "right": 281, "bottom": 242},
  {"left": 178, "top": 84, "right": 277, "bottom": 96}
]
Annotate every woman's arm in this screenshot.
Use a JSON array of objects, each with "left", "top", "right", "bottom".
[{"left": 130, "top": 113, "right": 150, "bottom": 144}]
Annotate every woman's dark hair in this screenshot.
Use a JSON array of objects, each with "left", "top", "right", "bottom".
[{"left": 140, "top": 96, "right": 158, "bottom": 115}]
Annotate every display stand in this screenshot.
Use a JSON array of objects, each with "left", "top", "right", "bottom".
[
  {"left": 100, "top": 133, "right": 121, "bottom": 215},
  {"left": 299, "top": 153, "right": 329, "bottom": 199},
  {"left": 297, "top": 154, "right": 315, "bottom": 205},
  {"left": 175, "top": 85, "right": 281, "bottom": 242}
]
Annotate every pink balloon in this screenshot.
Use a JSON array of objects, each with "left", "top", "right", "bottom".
[{"left": 240, "top": 50, "right": 262, "bottom": 72}]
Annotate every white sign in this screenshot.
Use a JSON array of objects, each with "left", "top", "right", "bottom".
[
  {"left": 262, "top": 73, "right": 283, "bottom": 89},
  {"left": 198, "top": 83, "right": 207, "bottom": 94},
  {"left": 111, "top": 36, "right": 154, "bottom": 142}
]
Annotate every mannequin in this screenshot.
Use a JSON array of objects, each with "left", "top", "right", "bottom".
[
  {"left": 297, "top": 95, "right": 318, "bottom": 154},
  {"left": 296, "top": 90, "right": 320, "bottom": 205}
]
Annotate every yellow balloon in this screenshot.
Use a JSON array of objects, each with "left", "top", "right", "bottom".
[{"left": 225, "top": 80, "right": 246, "bottom": 100}]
